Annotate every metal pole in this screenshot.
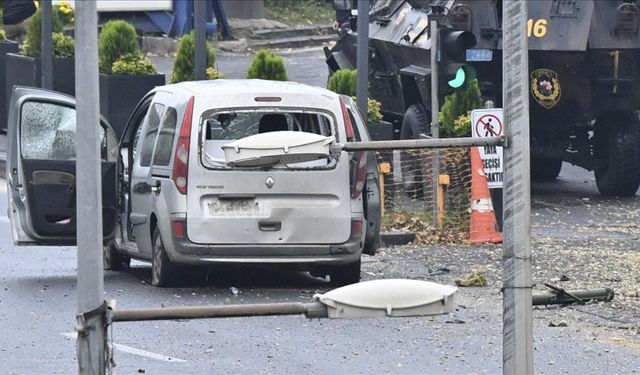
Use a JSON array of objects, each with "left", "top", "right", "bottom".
[
  {"left": 430, "top": 19, "right": 440, "bottom": 224},
  {"left": 356, "top": 0, "right": 369, "bottom": 119},
  {"left": 502, "top": 1, "right": 533, "bottom": 374},
  {"left": 194, "top": 0, "right": 207, "bottom": 80},
  {"left": 75, "top": 2, "right": 106, "bottom": 374},
  {"left": 40, "top": 0, "right": 53, "bottom": 90},
  {"left": 340, "top": 136, "right": 504, "bottom": 151}
]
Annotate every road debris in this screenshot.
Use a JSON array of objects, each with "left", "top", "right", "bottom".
[
  {"left": 532, "top": 284, "right": 614, "bottom": 306},
  {"left": 454, "top": 268, "right": 487, "bottom": 287}
]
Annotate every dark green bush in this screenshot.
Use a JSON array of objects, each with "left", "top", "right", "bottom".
[
  {"left": 98, "top": 20, "right": 140, "bottom": 74},
  {"left": 327, "top": 69, "right": 356, "bottom": 96},
  {"left": 170, "top": 32, "right": 216, "bottom": 83},
  {"left": 246, "top": 50, "right": 288, "bottom": 81},
  {"left": 23, "top": 8, "right": 64, "bottom": 58},
  {"left": 439, "top": 79, "right": 483, "bottom": 137},
  {"left": 111, "top": 53, "right": 158, "bottom": 75}
]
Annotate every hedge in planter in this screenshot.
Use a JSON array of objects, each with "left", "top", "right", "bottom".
[
  {"left": 98, "top": 20, "right": 165, "bottom": 138},
  {"left": 170, "top": 32, "right": 217, "bottom": 83}
]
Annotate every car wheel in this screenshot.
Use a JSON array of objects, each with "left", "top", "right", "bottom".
[
  {"left": 330, "top": 259, "right": 361, "bottom": 286},
  {"left": 103, "top": 241, "right": 130, "bottom": 271},
  {"left": 595, "top": 113, "right": 640, "bottom": 196},
  {"left": 151, "top": 226, "right": 177, "bottom": 287},
  {"left": 531, "top": 156, "right": 563, "bottom": 182},
  {"left": 400, "top": 104, "right": 431, "bottom": 199}
]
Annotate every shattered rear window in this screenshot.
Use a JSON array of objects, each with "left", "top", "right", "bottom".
[
  {"left": 200, "top": 108, "right": 336, "bottom": 169},
  {"left": 20, "top": 101, "right": 106, "bottom": 161}
]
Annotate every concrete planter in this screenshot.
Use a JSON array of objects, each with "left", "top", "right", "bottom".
[
  {"left": 0, "top": 41, "right": 20, "bottom": 131},
  {"left": 99, "top": 73, "right": 166, "bottom": 138},
  {"left": 4, "top": 53, "right": 75, "bottom": 129}
]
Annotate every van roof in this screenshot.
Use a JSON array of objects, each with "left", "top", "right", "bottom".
[{"left": 158, "top": 79, "right": 339, "bottom": 99}]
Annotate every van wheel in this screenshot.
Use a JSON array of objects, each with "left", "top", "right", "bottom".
[
  {"left": 595, "top": 114, "right": 640, "bottom": 196},
  {"left": 330, "top": 259, "right": 361, "bottom": 286},
  {"left": 103, "top": 241, "right": 130, "bottom": 271},
  {"left": 151, "top": 227, "right": 177, "bottom": 287}
]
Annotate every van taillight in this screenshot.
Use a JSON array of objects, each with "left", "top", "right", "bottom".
[
  {"left": 172, "top": 219, "right": 186, "bottom": 238},
  {"left": 339, "top": 96, "right": 355, "bottom": 141},
  {"left": 172, "top": 96, "right": 194, "bottom": 195},
  {"left": 351, "top": 152, "right": 367, "bottom": 198},
  {"left": 350, "top": 219, "right": 363, "bottom": 238}
]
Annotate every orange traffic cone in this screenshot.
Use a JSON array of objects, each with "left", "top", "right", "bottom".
[{"left": 469, "top": 147, "right": 502, "bottom": 244}]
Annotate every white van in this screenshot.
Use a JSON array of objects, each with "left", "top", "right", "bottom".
[{"left": 6, "top": 80, "right": 381, "bottom": 287}]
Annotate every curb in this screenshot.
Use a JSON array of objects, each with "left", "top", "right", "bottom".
[{"left": 380, "top": 232, "right": 416, "bottom": 247}]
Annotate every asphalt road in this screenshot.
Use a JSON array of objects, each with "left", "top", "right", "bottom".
[{"left": 2, "top": 164, "right": 640, "bottom": 374}]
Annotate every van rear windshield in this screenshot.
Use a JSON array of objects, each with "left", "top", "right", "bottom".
[{"left": 200, "top": 109, "right": 336, "bottom": 170}]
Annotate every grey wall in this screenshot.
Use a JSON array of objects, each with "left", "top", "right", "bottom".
[{"left": 220, "top": 0, "right": 265, "bottom": 19}]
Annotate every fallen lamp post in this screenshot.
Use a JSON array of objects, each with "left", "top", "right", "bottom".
[{"left": 109, "top": 279, "right": 458, "bottom": 322}]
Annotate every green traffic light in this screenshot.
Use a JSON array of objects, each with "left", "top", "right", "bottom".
[{"left": 448, "top": 67, "right": 466, "bottom": 88}]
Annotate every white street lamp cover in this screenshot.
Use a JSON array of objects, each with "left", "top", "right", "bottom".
[{"left": 314, "top": 279, "right": 458, "bottom": 318}]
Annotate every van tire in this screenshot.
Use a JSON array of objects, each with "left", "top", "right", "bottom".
[
  {"left": 103, "top": 241, "right": 130, "bottom": 271},
  {"left": 151, "top": 227, "right": 177, "bottom": 287},
  {"left": 330, "top": 259, "right": 361, "bottom": 286}
]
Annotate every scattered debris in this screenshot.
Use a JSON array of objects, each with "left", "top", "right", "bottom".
[
  {"left": 548, "top": 321, "right": 568, "bottom": 327},
  {"left": 229, "top": 287, "right": 239, "bottom": 296},
  {"left": 559, "top": 275, "right": 570, "bottom": 282},
  {"left": 532, "top": 284, "right": 615, "bottom": 306},
  {"left": 445, "top": 319, "right": 466, "bottom": 324},
  {"left": 454, "top": 268, "right": 487, "bottom": 287}
]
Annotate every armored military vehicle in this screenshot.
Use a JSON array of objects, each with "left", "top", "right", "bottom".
[{"left": 326, "top": 0, "right": 640, "bottom": 196}]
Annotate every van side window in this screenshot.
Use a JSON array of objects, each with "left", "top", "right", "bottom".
[
  {"left": 20, "top": 101, "right": 107, "bottom": 161},
  {"left": 153, "top": 107, "right": 177, "bottom": 166},
  {"left": 138, "top": 103, "right": 164, "bottom": 167}
]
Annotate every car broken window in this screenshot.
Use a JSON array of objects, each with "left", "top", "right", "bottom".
[
  {"left": 20, "top": 101, "right": 106, "bottom": 161},
  {"left": 200, "top": 109, "right": 336, "bottom": 169}
]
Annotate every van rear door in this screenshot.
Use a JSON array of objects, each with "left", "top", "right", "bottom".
[{"left": 186, "top": 108, "right": 353, "bottom": 245}]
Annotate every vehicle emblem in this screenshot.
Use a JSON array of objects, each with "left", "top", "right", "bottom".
[
  {"left": 265, "top": 177, "right": 274, "bottom": 189},
  {"left": 530, "top": 68, "right": 561, "bottom": 109}
]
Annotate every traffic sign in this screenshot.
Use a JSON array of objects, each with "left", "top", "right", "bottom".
[{"left": 471, "top": 109, "right": 504, "bottom": 188}]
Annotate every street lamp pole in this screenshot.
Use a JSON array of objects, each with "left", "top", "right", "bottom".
[{"left": 75, "top": 2, "right": 106, "bottom": 374}]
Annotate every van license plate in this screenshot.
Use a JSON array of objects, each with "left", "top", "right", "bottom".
[{"left": 209, "top": 200, "right": 258, "bottom": 215}]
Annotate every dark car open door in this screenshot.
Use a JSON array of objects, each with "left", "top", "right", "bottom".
[{"left": 6, "top": 87, "right": 119, "bottom": 245}]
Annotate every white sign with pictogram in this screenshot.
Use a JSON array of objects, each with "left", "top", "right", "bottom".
[{"left": 471, "top": 108, "right": 503, "bottom": 188}]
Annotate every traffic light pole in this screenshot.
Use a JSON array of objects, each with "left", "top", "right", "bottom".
[
  {"left": 430, "top": 19, "right": 440, "bottom": 226},
  {"left": 356, "top": 0, "right": 369, "bottom": 119},
  {"left": 502, "top": 1, "right": 533, "bottom": 374}
]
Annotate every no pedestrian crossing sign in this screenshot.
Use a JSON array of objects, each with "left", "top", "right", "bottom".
[{"left": 471, "top": 108, "right": 504, "bottom": 188}]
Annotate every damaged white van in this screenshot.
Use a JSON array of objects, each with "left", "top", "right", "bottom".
[{"left": 6, "top": 80, "right": 381, "bottom": 286}]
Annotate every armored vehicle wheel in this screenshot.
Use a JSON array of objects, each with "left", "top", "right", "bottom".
[
  {"left": 151, "top": 226, "right": 178, "bottom": 287},
  {"left": 400, "top": 104, "right": 430, "bottom": 199},
  {"left": 531, "top": 157, "right": 563, "bottom": 181},
  {"left": 595, "top": 115, "right": 640, "bottom": 196},
  {"left": 103, "top": 241, "right": 130, "bottom": 271}
]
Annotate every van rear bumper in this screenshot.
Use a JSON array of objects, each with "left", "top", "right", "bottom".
[{"left": 166, "top": 235, "right": 363, "bottom": 267}]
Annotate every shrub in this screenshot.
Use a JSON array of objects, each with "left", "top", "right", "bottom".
[
  {"left": 0, "top": 29, "right": 6, "bottom": 42},
  {"left": 206, "top": 67, "right": 224, "bottom": 80},
  {"left": 23, "top": 7, "right": 64, "bottom": 58},
  {"left": 170, "top": 32, "right": 216, "bottom": 83},
  {"left": 52, "top": 32, "right": 74, "bottom": 58},
  {"left": 439, "top": 79, "right": 482, "bottom": 137},
  {"left": 246, "top": 50, "right": 288, "bottom": 81},
  {"left": 98, "top": 20, "right": 140, "bottom": 74},
  {"left": 327, "top": 69, "right": 356, "bottom": 96},
  {"left": 327, "top": 69, "right": 383, "bottom": 123},
  {"left": 55, "top": 1, "right": 75, "bottom": 27},
  {"left": 111, "top": 53, "right": 158, "bottom": 75}
]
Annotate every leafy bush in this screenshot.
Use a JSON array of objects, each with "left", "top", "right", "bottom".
[
  {"left": 23, "top": 7, "right": 64, "bottom": 58},
  {"left": 170, "top": 32, "right": 217, "bottom": 83},
  {"left": 52, "top": 32, "right": 74, "bottom": 58},
  {"left": 98, "top": 20, "right": 140, "bottom": 74},
  {"left": 55, "top": 1, "right": 75, "bottom": 26},
  {"left": 327, "top": 69, "right": 356, "bottom": 96},
  {"left": 439, "top": 79, "right": 482, "bottom": 137},
  {"left": 111, "top": 53, "right": 158, "bottom": 75},
  {"left": 246, "top": 50, "right": 288, "bottom": 81},
  {"left": 327, "top": 69, "right": 383, "bottom": 123},
  {"left": 206, "top": 67, "right": 224, "bottom": 80},
  {"left": 0, "top": 29, "right": 6, "bottom": 42}
]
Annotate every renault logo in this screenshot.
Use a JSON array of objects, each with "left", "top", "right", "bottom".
[{"left": 265, "top": 177, "right": 275, "bottom": 189}]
